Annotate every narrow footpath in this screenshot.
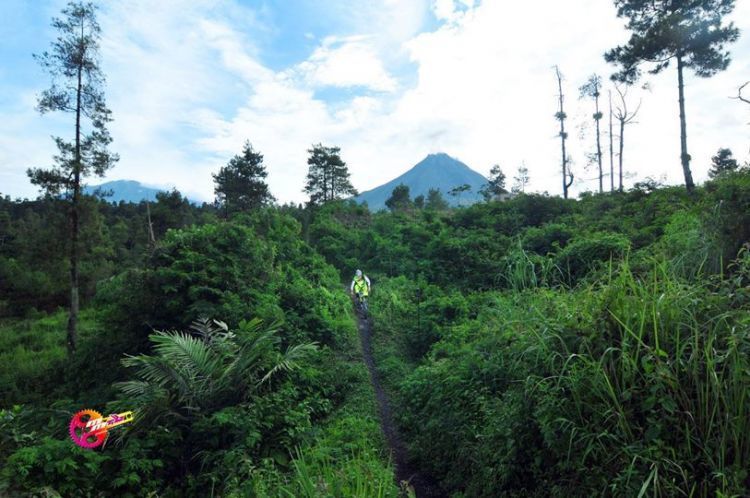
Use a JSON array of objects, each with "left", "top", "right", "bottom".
[{"left": 356, "top": 313, "right": 447, "bottom": 498}]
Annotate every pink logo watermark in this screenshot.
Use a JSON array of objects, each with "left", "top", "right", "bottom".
[{"left": 69, "top": 409, "right": 134, "bottom": 449}]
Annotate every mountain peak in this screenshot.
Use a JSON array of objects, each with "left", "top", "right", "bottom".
[
  {"left": 354, "top": 153, "right": 487, "bottom": 211},
  {"left": 83, "top": 180, "right": 202, "bottom": 204}
]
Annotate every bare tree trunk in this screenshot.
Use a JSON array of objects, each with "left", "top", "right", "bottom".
[
  {"left": 677, "top": 55, "right": 694, "bottom": 192},
  {"left": 323, "top": 163, "right": 328, "bottom": 203},
  {"left": 595, "top": 91, "right": 603, "bottom": 193},
  {"left": 146, "top": 201, "right": 156, "bottom": 247},
  {"left": 736, "top": 82, "right": 750, "bottom": 105},
  {"left": 609, "top": 90, "right": 615, "bottom": 192},
  {"left": 619, "top": 118, "right": 625, "bottom": 192},
  {"left": 555, "top": 66, "right": 572, "bottom": 199},
  {"left": 68, "top": 32, "right": 84, "bottom": 356}
]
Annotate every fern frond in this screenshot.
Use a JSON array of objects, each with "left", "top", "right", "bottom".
[{"left": 260, "top": 342, "right": 318, "bottom": 384}]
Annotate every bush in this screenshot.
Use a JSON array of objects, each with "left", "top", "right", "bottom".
[
  {"left": 381, "top": 262, "right": 750, "bottom": 497},
  {"left": 521, "top": 223, "right": 574, "bottom": 255},
  {"left": 554, "top": 232, "right": 630, "bottom": 285},
  {"left": 703, "top": 170, "right": 750, "bottom": 265}
]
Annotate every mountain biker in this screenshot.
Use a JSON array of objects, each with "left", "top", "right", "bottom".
[{"left": 350, "top": 269, "right": 371, "bottom": 306}]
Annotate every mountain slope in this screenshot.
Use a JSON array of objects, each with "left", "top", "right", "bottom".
[
  {"left": 83, "top": 180, "right": 200, "bottom": 204},
  {"left": 354, "top": 153, "right": 487, "bottom": 210}
]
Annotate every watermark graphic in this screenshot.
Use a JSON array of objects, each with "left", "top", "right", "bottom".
[{"left": 69, "top": 409, "right": 134, "bottom": 449}]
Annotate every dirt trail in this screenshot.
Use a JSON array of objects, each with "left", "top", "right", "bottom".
[{"left": 356, "top": 313, "right": 447, "bottom": 498}]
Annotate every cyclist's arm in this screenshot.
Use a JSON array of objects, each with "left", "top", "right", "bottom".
[
  {"left": 365, "top": 275, "right": 371, "bottom": 291},
  {"left": 350, "top": 280, "right": 355, "bottom": 293}
]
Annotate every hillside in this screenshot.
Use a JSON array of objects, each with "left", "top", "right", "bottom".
[
  {"left": 83, "top": 180, "right": 201, "bottom": 204},
  {"left": 354, "top": 153, "right": 487, "bottom": 210},
  {"left": 3, "top": 1, "right": 750, "bottom": 496},
  {"left": 2, "top": 172, "right": 750, "bottom": 497}
]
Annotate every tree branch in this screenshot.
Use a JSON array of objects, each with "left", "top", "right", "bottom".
[{"left": 732, "top": 81, "right": 750, "bottom": 105}]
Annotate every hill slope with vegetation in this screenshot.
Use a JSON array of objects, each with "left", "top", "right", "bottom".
[
  {"left": 2, "top": 170, "right": 748, "bottom": 496},
  {"left": 1, "top": 1, "right": 749, "bottom": 496},
  {"left": 306, "top": 171, "right": 750, "bottom": 497}
]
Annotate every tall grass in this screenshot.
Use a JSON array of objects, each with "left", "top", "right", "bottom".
[
  {"left": 277, "top": 447, "right": 402, "bottom": 498},
  {"left": 544, "top": 259, "right": 750, "bottom": 497},
  {"left": 500, "top": 241, "right": 561, "bottom": 290},
  {"left": 374, "top": 252, "right": 750, "bottom": 496},
  {"left": 0, "top": 309, "right": 101, "bottom": 404}
]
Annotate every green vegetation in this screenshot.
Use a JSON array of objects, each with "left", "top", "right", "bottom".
[
  {"left": 0, "top": 207, "right": 398, "bottom": 496},
  {"left": 2, "top": 165, "right": 749, "bottom": 496},
  {"left": 1, "top": 2, "right": 748, "bottom": 496},
  {"left": 305, "top": 171, "right": 750, "bottom": 497}
]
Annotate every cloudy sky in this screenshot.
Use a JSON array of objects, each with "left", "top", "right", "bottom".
[{"left": 1, "top": 0, "right": 749, "bottom": 203}]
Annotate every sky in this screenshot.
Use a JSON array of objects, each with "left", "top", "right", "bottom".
[{"left": 1, "top": 0, "right": 749, "bottom": 203}]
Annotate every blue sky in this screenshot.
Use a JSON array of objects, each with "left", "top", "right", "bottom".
[{"left": 1, "top": 0, "right": 750, "bottom": 203}]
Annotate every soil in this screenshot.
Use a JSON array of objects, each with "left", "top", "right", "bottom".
[{"left": 356, "top": 312, "right": 447, "bottom": 498}]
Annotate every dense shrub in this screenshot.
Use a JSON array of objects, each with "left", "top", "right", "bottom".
[
  {"left": 376, "top": 261, "right": 750, "bottom": 497},
  {"left": 703, "top": 171, "right": 750, "bottom": 264},
  {"left": 554, "top": 232, "right": 630, "bottom": 285},
  {"left": 521, "top": 222, "right": 574, "bottom": 255}
]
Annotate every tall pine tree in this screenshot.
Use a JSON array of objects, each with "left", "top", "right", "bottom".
[
  {"left": 385, "top": 184, "right": 412, "bottom": 212},
  {"left": 303, "top": 144, "right": 357, "bottom": 205},
  {"left": 27, "top": 1, "right": 118, "bottom": 354},
  {"left": 605, "top": 0, "right": 739, "bottom": 192},
  {"left": 213, "top": 141, "right": 274, "bottom": 216}
]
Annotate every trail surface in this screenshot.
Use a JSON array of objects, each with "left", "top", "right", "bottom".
[{"left": 356, "top": 312, "right": 447, "bottom": 498}]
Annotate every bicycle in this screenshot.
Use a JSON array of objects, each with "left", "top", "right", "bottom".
[{"left": 354, "top": 292, "right": 369, "bottom": 317}]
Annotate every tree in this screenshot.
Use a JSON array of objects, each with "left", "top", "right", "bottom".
[
  {"left": 580, "top": 75, "right": 604, "bottom": 193},
  {"left": 512, "top": 164, "right": 530, "bottom": 194},
  {"left": 605, "top": 0, "right": 740, "bottom": 193},
  {"left": 213, "top": 141, "right": 274, "bottom": 216},
  {"left": 480, "top": 165, "right": 507, "bottom": 200},
  {"left": 151, "top": 189, "right": 195, "bottom": 238},
  {"left": 414, "top": 195, "right": 425, "bottom": 209},
  {"left": 608, "top": 90, "right": 615, "bottom": 192},
  {"left": 613, "top": 84, "right": 642, "bottom": 192},
  {"left": 425, "top": 188, "right": 449, "bottom": 211},
  {"left": 554, "top": 66, "right": 574, "bottom": 198},
  {"left": 734, "top": 82, "right": 750, "bottom": 126},
  {"left": 27, "top": 2, "right": 118, "bottom": 354},
  {"left": 385, "top": 184, "right": 412, "bottom": 212},
  {"left": 303, "top": 144, "right": 357, "bottom": 205},
  {"left": 708, "top": 148, "right": 739, "bottom": 178},
  {"left": 448, "top": 184, "right": 471, "bottom": 205},
  {"left": 734, "top": 81, "right": 750, "bottom": 105}
]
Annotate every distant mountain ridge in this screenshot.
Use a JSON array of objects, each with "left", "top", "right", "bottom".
[
  {"left": 354, "top": 153, "right": 487, "bottom": 210},
  {"left": 83, "top": 180, "right": 201, "bottom": 204}
]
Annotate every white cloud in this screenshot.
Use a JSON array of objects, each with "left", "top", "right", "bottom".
[
  {"left": 181, "top": 0, "right": 750, "bottom": 201},
  {"left": 3, "top": 0, "right": 749, "bottom": 203},
  {"left": 296, "top": 36, "right": 398, "bottom": 92}
]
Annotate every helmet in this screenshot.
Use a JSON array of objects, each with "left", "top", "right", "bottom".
[{"left": 355, "top": 269, "right": 362, "bottom": 277}]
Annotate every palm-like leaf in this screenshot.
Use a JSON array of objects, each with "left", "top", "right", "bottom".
[
  {"left": 118, "top": 317, "right": 318, "bottom": 422},
  {"left": 261, "top": 342, "right": 320, "bottom": 384}
]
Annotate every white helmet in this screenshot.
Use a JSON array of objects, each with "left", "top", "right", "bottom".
[{"left": 355, "top": 269, "right": 363, "bottom": 277}]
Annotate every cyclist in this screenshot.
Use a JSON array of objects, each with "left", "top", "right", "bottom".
[{"left": 350, "top": 269, "right": 371, "bottom": 311}]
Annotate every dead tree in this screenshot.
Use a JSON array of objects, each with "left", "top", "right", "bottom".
[
  {"left": 146, "top": 201, "right": 156, "bottom": 248},
  {"left": 554, "top": 66, "right": 574, "bottom": 198},
  {"left": 614, "top": 84, "right": 642, "bottom": 192},
  {"left": 734, "top": 81, "right": 750, "bottom": 105},
  {"left": 608, "top": 90, "right": 615, "bottom": 192},
  {"left": 580, "top": 75, "right": 604, "bottom": 193}
]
